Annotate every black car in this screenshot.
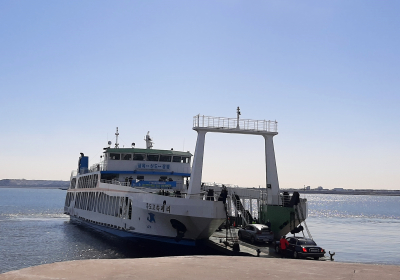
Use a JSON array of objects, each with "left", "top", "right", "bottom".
[{"left": 275, "top": 236, "right": 325, "bottom": 260}]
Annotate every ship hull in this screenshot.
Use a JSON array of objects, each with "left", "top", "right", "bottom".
[{"left": 65, "top": 182, "right": 226, "bottom": 246}]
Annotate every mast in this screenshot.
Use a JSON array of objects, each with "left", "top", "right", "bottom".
[
  {"left": 115, "top": 127, "right": 119, "bottom": 148},
  {"left": 236, "top": 106, "right": 241, "bottom": 128}
]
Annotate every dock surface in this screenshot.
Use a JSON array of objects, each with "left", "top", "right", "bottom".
[{"left": 1, "top": 256, "right": 399, "bottom": 280}]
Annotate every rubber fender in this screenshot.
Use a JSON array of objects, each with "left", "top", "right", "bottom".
[{"left": 170, "top": 219, "right": 187, "bottom": 233}]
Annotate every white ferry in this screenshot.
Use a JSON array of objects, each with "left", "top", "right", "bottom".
[
  {"left": 64, "top": 109, "right": 308, "bottom": 245},
  {"left": 64, "top": 130, "right": 227, "bottom": 245}
]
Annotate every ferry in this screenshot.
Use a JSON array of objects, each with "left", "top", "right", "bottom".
[{"left": 64, "top": 109, "right": 308, "bottom": 245}]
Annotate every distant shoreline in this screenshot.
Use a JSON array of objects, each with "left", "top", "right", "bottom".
[
  {"left": 1, "top": 187, "right": 399, "bottom": 196},
  {"left": 0, "top": 186, "right": 68, "bottom": 190},
  {"left": 281, "top": 189, "right": 400, "bottom": 196},
  {"left": 0, "top": 179, "right": 69, "bottom": 190},
  {"left": 1, "top": 179, "right": 399, "bottom": 196}
]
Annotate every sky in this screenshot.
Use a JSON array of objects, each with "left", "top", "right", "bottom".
[{"left": 0, "top": 1, "right": 399, "bottom": 190}]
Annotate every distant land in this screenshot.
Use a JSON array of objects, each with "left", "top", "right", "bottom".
[
  {"left": 281, "top": 187, "right": 400, "bottom": 196},
  {"left": 0, "top": 179, "right": 69, "bottom": 190},
  {"left": 1, "top": 179, "right": 399, "bottom": 196}
]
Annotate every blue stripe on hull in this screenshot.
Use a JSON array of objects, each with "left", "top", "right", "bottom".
[{"left": 70, "top": 217, "right": 197, "bottom": 246}]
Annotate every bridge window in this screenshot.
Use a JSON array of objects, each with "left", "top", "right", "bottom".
[
  {"left": 172, "top": 156, "right": 181, "bottom": 162},
  {"left": 109, "top": 153, "right": 121, "bottom": 160},
  {"left": 133, "top": 153, "right": 145, "bottom": 160},
  {"left": 159, "top": 155, "right": 171, "bottom": 162},
  {"left": 181, "top": 156, "right": 190, "bottom": 164},
  {"left": 122, "top": 154, "right": 132, "bottom": 160},
  {"left": 147, "top": 154, "right": 159, "bottom": 161}
]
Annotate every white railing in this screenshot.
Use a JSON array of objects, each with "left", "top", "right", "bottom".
[
  {"left": 90, "top": 163, "right": 105, "bottom": 173},
  {"left": 99, "top": 179, "right": 216, "bottom": 200},
  {"left": 193, "top": 115, "right": 278, "bottom": 132},
  {"left": 101, "top": 179, "right": 131, "bottom": 186}
]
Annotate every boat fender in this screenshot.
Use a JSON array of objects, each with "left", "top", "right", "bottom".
[
  {"left": 279, "top": 220, "right": 288, "bottom": 230},
  {"left": 170, "top": 219, "right": 187, "bottom": 242},
  {"left": 290, "top": 225, "right": 304, "bottom": 234}
]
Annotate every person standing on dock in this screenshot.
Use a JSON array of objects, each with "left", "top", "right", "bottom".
[{"left": 280, "top": 235, "right": 289, "bottom": 258}]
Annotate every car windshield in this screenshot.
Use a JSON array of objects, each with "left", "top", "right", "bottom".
[{"left": 298, "top": 240, "right": 317, "bottom": 246}]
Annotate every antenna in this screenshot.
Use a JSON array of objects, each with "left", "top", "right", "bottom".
[
  {"left": 115, "top": 127, "right": 119, "bottom": 148},
  {"left": 236, "top": 106, "right": 241, "bottom": 128}
]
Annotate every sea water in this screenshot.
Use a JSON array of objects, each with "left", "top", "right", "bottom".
[
  {"left": 0, "top": 188, "right": 399, "bottom": 273},
  {"left": 0, "top": 188, "right": 216, "bottom": 273},
  {"left": 304, "top": 194, "right": 400, "bottom": 265}
]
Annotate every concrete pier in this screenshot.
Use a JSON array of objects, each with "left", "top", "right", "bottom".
[{"left": 1, "top": 256, "right": 399, "bottom": 280}]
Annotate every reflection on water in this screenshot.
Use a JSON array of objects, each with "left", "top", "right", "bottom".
[
  {"left": 306, "top": 194, "right": 400, "bottom": 219},
  {"left": 303, "top": 194, "right": 400, "bottom": 265}
]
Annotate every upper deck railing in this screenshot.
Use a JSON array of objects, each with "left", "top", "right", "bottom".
[{"left": 193, "top": 114, "right": 278, "bottom": 133}]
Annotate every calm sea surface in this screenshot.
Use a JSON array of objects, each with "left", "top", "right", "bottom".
[
  {"left": 304, "top": 193, "right": 400, "bottom": 265},
  {"left": 0, "top": 188, "right": 399, "bottom": 273}
]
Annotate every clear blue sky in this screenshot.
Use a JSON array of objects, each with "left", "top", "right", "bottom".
[{"left": 1, "top": 1, "right": 399, "bottom": 190}]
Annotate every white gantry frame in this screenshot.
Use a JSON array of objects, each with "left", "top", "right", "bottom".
[{"left": 187, "top": 112, "right": 280, "bottom": 205}]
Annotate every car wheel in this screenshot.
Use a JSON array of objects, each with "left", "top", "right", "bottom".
[
  {"left": 293, "top": 251, "right": 298, "bottom": 259},
  {"left": 250, "top": 236, "right": 255, "bottom": 244},
  {"left": 238, "top": 232, "right": 242, "bottom": 240}
]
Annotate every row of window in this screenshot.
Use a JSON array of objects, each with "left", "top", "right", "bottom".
[
  {"left": 70, "top": 174, "right": 99, "bottom": 189},
  {"left": 107, "top": 153, "right": 190, "bottom": 164},
  {"left": 65, "top": 192, "right": 74, "bottom": 207},
  {"left": 66, "top": 191, "right": 133, "bottom": 220},
  {"left": 70, "top": 178, "right": 76, "bottom": 189},
  {"left": 77, "top": 174, "right": 98, "bottom": 189}
]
